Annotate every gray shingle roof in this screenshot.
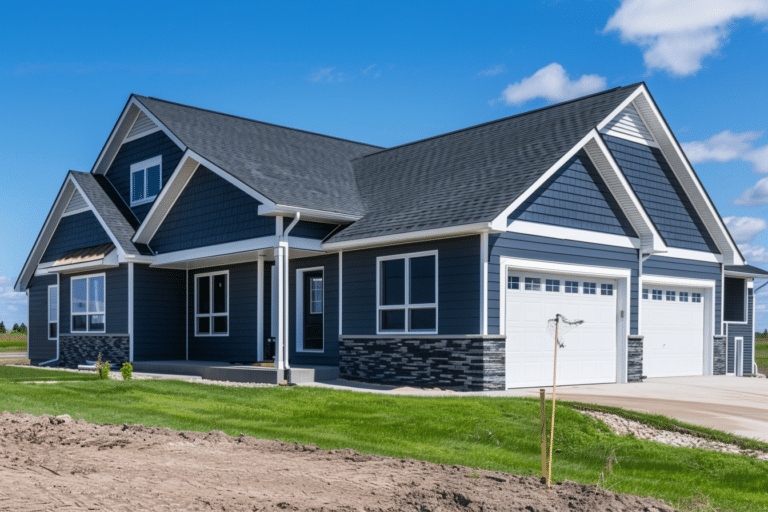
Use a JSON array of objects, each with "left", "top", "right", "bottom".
[
  {"left": 134, "top": 96, "right": 382, "bottom": 217},
  {"left": 69, "top": 172, "right": 152, "bottom": 256},
  {"left": 327, "top": 84, "right": 642, "bottom": 243},
  {"left": 724, "top": 264, "right": 768, "bottom": 277}
]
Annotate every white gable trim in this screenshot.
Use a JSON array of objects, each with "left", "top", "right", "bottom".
[
  {"left": 69, "top": 178, "right": 127, "bottom": 261},
  {"left": 124, "top": 111, "right": 161, "bottom": 143},
  {"left": 92, "top": 96, "right": 187, "bottom": 176}
]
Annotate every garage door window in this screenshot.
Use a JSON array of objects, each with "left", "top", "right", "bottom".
[
  {"left": 642, "top": 288, "right": 648, "bottom": 299},
  {"left": 565, "top": 281, "right": 579, "bottom": 293},
  {"left": 507, "top": 276, "right": 519, "bottom": 290},
  {"left": 679, "top": 292, "right": 689, "bottom": 302},
  {"left": 692, "top": 293, "right": 701, "bottom": 303},
  {"left": 666, "top": 291, "right": 676, "bottom": 301},
  {"left": 583, "top": 282, "right": 596, "bottom": 295},
  {"left": 601, "top": 284, "right": 613, "bottom": 296},
  {"left": 524, "top": 277, "right": 541, "bottom": 291},
  {"left": 652, "top": 289, "right": 662, "bottom": 300},
  {"left": 545, "top": 279, "right": 560, "bottom": 292},
  {"left": 378, "top": 251, "right": 437, "bottom": 333}
]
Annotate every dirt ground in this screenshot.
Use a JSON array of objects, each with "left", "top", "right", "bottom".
[{"left": 0, "top": 411, "right": 676, "bottom": 512}]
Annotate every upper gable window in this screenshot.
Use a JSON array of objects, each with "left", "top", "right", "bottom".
[{"left": 130, "top": 156, "right": 162, "bottom": 206}]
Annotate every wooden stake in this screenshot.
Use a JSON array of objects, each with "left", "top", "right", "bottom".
[
  {"left": 539, "top": 388, "right": 547, "bottom": 478},
  {"left": 547, "top": 316, "right": 559, "bottom": 489}
]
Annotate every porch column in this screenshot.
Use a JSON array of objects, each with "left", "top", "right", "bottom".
[
  {"left": 281, "top": 240, "right": 291, "bottom": 370},
  {"left": 257, "top": 254, "right": 264, "bottom": 362},
  {"left": 274, "top": 245, "right": 285, "bottom": 371}
]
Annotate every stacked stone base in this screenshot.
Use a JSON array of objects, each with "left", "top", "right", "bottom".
[
  {"left": 339, "top": 336, "right": 505, "bottom": 391},
  {"left": 627, "top": 335, "right": 644, "bottom": 382},
  {"left": 59, "top": 335, "right": 130, "bottom": 368},
  {"left": 713, "top": 336, "right": 726, "bottom": 375}
]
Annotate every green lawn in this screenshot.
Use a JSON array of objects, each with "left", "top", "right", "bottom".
[
  {"left": 0, "top": 333, "right": 27, "bottom": 352},
  {"left": 757, "top": 337, "right": 768, "bottom": 375},
  {"left": 1, "top": 367, "right": 766, "bottom": 511}
]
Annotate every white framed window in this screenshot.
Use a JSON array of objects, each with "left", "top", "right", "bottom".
[
  {"left": 195, "top": 270, "right": 229, "bottom": 336},
  {"left": 601, "top": 283, "right": 613, "bottom": 296},
  {"left": 524, "top": 277, "right": 541, "bottom": 291},
  {"left": 666, "top": 290, "right": 676, "bottom": 301},
  {"left": 377, "top": 251, "right": 437, "bottom": 334},
  {"left": 71, "top": 274, "right": 105, "bottom": 333},
  {"left": 642, "top": 288, "right": 649, "bottom": 300},
  {"left": 48, "top": 285, "right": 58, "bottom": 340},
  {"left": 130, "top": 155, "right": 162, "bottom": 206},
  {"left": 679, "top": 291, "right": 689, "bottom": 302},
  {"left": 583, "top": 282, "right": 596, "bottom": 295},
  {"left": 310, "top": 277, "right": 323, "bottom": 314},
  {"left": 545, "top": 279, "right": 560, "bottom": 292},
  {"left": 507, "top": 276, "right": 520, "bottom": 290},
  {"left": 652, "top": 289, "right": 662, "bottom": 300},
  {"left": 565, "top": 281, "right": 579, "bottom": 294},
  {"left": 692, "top": 292, "right": 702, "bottom": 303}
]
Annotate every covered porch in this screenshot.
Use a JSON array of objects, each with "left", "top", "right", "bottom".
[{"left": 131, "top": 360, "right": 340, "bottom": 384}]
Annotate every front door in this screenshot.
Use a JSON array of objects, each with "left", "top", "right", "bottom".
[{"left": 302, "top": 271, "right": 323, "bottom": 351}]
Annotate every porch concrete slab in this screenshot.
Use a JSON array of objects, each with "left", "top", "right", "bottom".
[{"left": 132, "top": 361, "right": 339, "bottom": 385}]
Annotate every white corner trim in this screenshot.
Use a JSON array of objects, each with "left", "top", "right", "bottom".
[
  {"left": 257, "top": 255, "right": 264, "bottom": 361},
  {"left": 323, "top": 222, "right": 492, "bottom": 251},
  {"left": 128, "top": 263, "right": 134, "bottom": 362},
  {"left": 338, "top": 251, "right": 343, "bottom": 336},
  {"left": 507, "top": 220, "right": 641, "bottom": 249},
  {"left": 480, "top": 232, "right": 488, "bottom": 335}
]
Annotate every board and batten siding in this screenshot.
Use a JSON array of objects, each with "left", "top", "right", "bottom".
[
  {"left": 133, "top": 265, "right": 186, "bottom": 360},
  {"left": 40, "top": 211, "right": 112, "bottom": 263},
  {"left": 488, "top": 232, "right": 640, "bottom": 335},
  {"left": 150, "top": 165, "right": 275, "bottom": 254},
  {"left": 508, "top": 150, "right": 638, "bottom": 238},
  {"left": 642, "top": 256, "right": 722, "bottom": 335},
  {"left": 104, "top": 130, "right": 184, "bottom": 223},
  {"left": 342, "top": 236, "right": 481, "bottom": 336},
  {"left": 59, "top": 265, "right": 129, "bottom": 335},
  {"left": 27, "top": 274, "right": 58, "bottom": 363},
  {"left": 288, "top": 254, "right": 339, "bottom": 366},
  {"left": 726, "top": 288, "right": 753, "bottom": 374}
]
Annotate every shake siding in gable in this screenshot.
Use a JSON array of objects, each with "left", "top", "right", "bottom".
[
  {"left": 488, "top": 233, "right": 639, "bottom": 335},
  {"left": 342, "top": 236, "right": 481, "bottom": 336},
  {"left": 58, "top": 265, "right": 129, "bottom": 335},
  {"left": 27, "top": 274, "right": 58, "bottom": 362},
  {"left": 40, "top": 211, "right": 112, "bottom": 263},
  {"left": 104, "top": 130, "right": 184, "bottom": 222},
  {"left": 508, "top": 150, "right": 638, "bottom": 238},
  {"left": 150, "top": 165, "right": 275, "bottom": 254},
  {"left": 133, "top": 265, "right": 186, "bottom": 360},
  {"left": 642, "top": 256, "right": 722, "bottom": 335},
  {"left": 602, "top": 135, "right": 720, "bottom": 254}
]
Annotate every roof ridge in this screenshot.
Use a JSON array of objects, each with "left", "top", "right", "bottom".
[
  {"left": 133, "top": 95, "right": 385, "bottom": 151},
  {"left": 352, "top": 82, "right": 645, "bottom": 161}
]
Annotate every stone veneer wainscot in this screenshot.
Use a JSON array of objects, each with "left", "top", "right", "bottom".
[{"left": 58, "top": 335, "right": 130, "bottom": 368}]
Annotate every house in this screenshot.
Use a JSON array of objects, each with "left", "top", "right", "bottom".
[{"left": 15, "top": 82, "right": 768, "bottom": 390}]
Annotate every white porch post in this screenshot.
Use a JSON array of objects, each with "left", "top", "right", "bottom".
[
  {"left": 274, "top": 245, "right": 285, "bottom": 371},
  {"left": 282, "top": 241, "right": 291, "bottom": 370},
  {"left": 257, "top": 254, "right": 264, "bottom": 362}
]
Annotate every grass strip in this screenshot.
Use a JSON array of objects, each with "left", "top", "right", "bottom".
[{"left": 0, "top": 366, "right": 98, "bottom": 382}]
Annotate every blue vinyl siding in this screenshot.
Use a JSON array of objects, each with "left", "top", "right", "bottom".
[
  {"left": 726, "top": 289, "right": 753, "bottom": 373},
  {"left": 724, "top": 277, "right": 746, "bottom": 322},
  {"left": 59, "top": 265, "right": 129, "bottom": 334},
  {"left": 603, "top": 135, "right": 719, "bottom": 253},
  {"left": 40, "top": 211, "right": 112, "bottom": 263},
  {"left": 508, "top": 150, "right": 637, "bottom": 237},
  {"left": 150, "top": 165, "right": 275, "bottom": 254},
  {"left": 291, "top": 220, "right": 339, "bottom": 240},
  {"left": 27, "top": 274, "right": 58, "bottom": 362},
  {"left": 133, "top": 265, "right": 186, "bottom": 360},
  {"left": 643, "top": 256, "right": 722, "bottom": 335},
  {"left": 187, "top": 263, "right": 259, "bottom": 362},
  {"left": 342, "top": 236, "right": 481, "bottom": 336},
  {"left": 288, "top": 254, "right": 339, "bottom": 366},
  {"left": 104, "top": 130, "right": 184, "bottom": 223},
  {"left": 488, "top": 232, "right": 639, "bottom": 335}
]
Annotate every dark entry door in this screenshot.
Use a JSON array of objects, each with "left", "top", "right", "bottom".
[{"left": 303, "top": 271, "right": 323, "bottom": 351}]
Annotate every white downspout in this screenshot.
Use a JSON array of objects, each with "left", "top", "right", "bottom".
[
  {"left": 281, "top": 213, "right": 300, "bottom": 372},
  {"left": 257, "top": 254, "right": 264, "bottom": 362}
]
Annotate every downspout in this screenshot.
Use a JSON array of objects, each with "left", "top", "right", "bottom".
[{"left": 280, "top": 213, "right": 300, "bottom": 373}]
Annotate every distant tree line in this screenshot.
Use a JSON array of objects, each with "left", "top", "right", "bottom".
[{"left": 0, "top": 321, "right": 27, "bottom": 334}]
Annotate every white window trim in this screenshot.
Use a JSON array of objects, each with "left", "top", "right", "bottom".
[
  {"left": 130, "top": 155, "right": 162, "bottom": 207},
  {"left": 70, "top": 273, "right": 106, "bottom": 334},
  {"left": 296, "top": 266, "right": 324, "bottom": 353},
  {"left": 48, "top": 284, "right": 58, "bottom": 341},
  {"left": 194, "top": 270, "right": 229, "bottom": 337},
  {"left": 376, "top": 250, "right": 439, "bottom": 335}
]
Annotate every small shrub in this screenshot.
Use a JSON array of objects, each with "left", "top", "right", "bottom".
[
  {"left": 121, "top": 362, "right": 133, "bottom": 380},
  {"left": 94, "top": 353, "right": 111, "bottom": 380}
]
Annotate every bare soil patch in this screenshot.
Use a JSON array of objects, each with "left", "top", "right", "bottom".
[{"left": 0, "top": 411, "right": 675, "bottom": 511}]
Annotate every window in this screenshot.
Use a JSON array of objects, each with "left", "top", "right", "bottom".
[
  {"left": 642, "top": 288, "right": 649, "bottom": 300},
  {"left": 310, "top": 277, "right": 323, "bottom": 314},
  {"left": 195, "top": 271, "right": 228, "bottom": 336},
  {"left": 583, "top": 282, "right": 596, "bottom": 295},
  {"left": 48, "top": 285, "right": 58, "bottom": 340},
  {"left": 679, "top": 292, "right": 689, "bottom": 302},
  {"left": 545, "top": 279, "right": 560, "bottom": 292},
  {"left": 524, "top": 277, "right": 541, "bottom": 291},
  {"left": 565, "top": 281, "right": 579, "bottom": 294},
  {"left": 666, "top": 290, "right": 676, "bottom": 301},
  {"left": 652, "top": 289, "right": 662, "bottom": 301},
  {"left": 71, "top": 274, "right": 105, "bottom": 332},
  {"left": 692, "top": 292, "right": 702, "bottom": 303},
  {"left": 507, "top": 276, "right": 520, "bottom": 290},
  {"left": 378, "top": 252, "right": 437, "bottom": 333},
  {"left": 601, "top": 284, "right": 613, "bottom": 296},
  {"left": 130, "top": 155, "right": 162, "bottom": 206}
]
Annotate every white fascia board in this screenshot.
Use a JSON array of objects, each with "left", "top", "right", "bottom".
[
  {"left": 725, "top": 270, "right": 768, "bottom": 279},
  {"left": 507, "top": 220, "right": 641, "bottom": 249},
  {"left": 629, "top": 86, "right": 742, "bottom": 265},
  {"left": 596, "top": 86, "right": 645, "bottom": 132},
  {"left": 258, "top": 204, "right": 362, "bottom": 223},
  {"left": 322, "top": 222, "right": 493, "bottom": 251},
  {"left": 640, "top": 274, "right": 716, "bottom": 289},
  {"left": 658, "top": 247, "right": 722, "bottom": 264},
  {"left": 151, "top": 237, "right": 278, "bottom": 267},
  {"left": 14, "top": 180, "right": 77, "bottom": 292},
  {"left": 500, "top": 256, "right": 632, "bottom": 279},
  {"left": 69, "top": 177, "right": 127, "bottom": 261},
  {"left": 61, "top": 206, "right": 91, "bottom": 218},
  {"left": 42, "top": 251, "right": 120, "bottom": 274}
]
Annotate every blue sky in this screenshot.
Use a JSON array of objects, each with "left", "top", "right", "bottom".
[{"left": 1, "top": 1, "right": 768, "bottom": 328}]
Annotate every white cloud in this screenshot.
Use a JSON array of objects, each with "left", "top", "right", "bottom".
[
  {"left": 605, "top": 0, "right": 768, "bottom": 76},
  {"left": 682, "top": 130, "right": 768, "bottom": 172},
  {"left": 362, "top": 64, "right": 381, "bottom": 78},
  {"left": 738, "top": 243, "right": 768, "bottom": 263},
  {"left": 724, "top": 216, "right": 767, "bottom": 242},
  {"left": 499, "top": 63, "right": 606, "bottom": 106},
  {"left": 735, "top": 176, "right": 768, "bottom": 205},
  {"left": 478, "top": 64, "right": 506, "bottom": 77},
  {"left": 308, "top": 67, "right": 350, "bottom": 83}
]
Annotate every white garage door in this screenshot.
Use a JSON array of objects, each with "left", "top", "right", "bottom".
[
  {"left": 505, "top": 270, "right": 618, "bottom": 388},
  {"left": 641, "top": 285, "right": 704, "bottom": 378}
]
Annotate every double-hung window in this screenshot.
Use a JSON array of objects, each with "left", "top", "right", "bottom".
[
  {"left": 130, "top": 156, "right": 162, "bottom": 206},
  {"left": 195, "top": 271, "right": 229, "bottom": 336},
  {"left": 48, "top": 285, "right": 58, "bottom": 340},
  {"left": 71, "top": 274, "right": 105, "bottom": 332},
  {"left": 378, "top": 251, "right": 437, "bottom": 333}
]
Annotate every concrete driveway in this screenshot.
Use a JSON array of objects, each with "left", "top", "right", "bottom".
[{"left": 503, "top": 376, "right": 768, "bottom": 442}]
